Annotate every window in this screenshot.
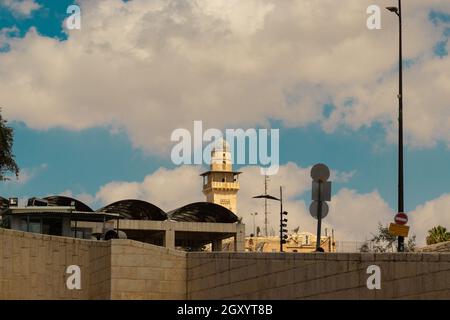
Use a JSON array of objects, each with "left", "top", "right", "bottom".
[
  {"left": 29, "top": 219, "right": 41, "bottom": 233},
  {"left": 42, "top": 218, "right": 62, "bottom": 236},
  {"left": 72, "top": 229, "right": 85, "bottom": 239},
  {"left": 19, "top": 217, "right": 41, "bottom": 233}
]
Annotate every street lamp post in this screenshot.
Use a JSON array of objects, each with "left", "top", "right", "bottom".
[
  {"left": 253, "top": 187, "right": 287, "bottom": 252},
  {"left": 387, "top": 0, "right": 405, "bottom": 252}
]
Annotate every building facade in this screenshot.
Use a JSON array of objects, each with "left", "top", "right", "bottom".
[{"left": 241, "top": 232, "right": 336, "bottom": 253}]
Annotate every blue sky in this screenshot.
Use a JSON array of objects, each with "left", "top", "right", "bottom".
[
  {"left": 4, "top": 117, "right": 450, "bottom": 212},
  {"left": 0, "top": 0, "right": 449, "bottom": 242}
]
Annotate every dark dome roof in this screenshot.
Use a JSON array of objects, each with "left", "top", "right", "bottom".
[
  {"left": 97, "top": 199, "right": 167, "bottom": 221},
  {"left": 44, "top": 196, "right": 94, "bottom": 212},
  {"left": 168, "top": 202, "right": 238, "bottom": 223},
  {"left": 0, "top": 196, "right": 8, "bottom": 209}
]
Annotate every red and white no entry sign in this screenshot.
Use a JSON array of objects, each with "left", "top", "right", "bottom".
[{"left": 395, "top": 212, "right": 408, "bottom": 225}]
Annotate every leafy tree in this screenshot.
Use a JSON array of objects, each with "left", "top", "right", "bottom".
[
  {"left": 369, "top": 223, "right": 397, "bottom": 253},
  {"left": 405, "top": 235, "right": 417, "bottom": 252},
  {"left": 359, "top": 223, "right": 416, "bottom": 253},
  {"left": 426, "top": 226, "right": 450, "bottom": 245},
  {"left": 0, "top": 109, "right": 19, "bottom": 181}
]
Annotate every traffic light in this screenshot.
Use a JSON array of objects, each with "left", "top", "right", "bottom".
[{"left": 280, "top": 211, "right": 288, "bottom": 245}]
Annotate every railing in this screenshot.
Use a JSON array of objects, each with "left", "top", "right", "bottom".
[
  {"left": 335, "top": 240, "right": 372, "bottom": 253},
  {"left": 203, "top": 181, "right": 240, "bottom": 190}
]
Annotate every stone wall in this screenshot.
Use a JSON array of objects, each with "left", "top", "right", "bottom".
[
  {"left": 110, "top": 239, "right": 186, "bottom": 300},
  {"left": 418, "top": 241, "right": 450, "bottom": 252},
  {"left": 187, "top": 252, "right": 450, "bottom": 300},
  {"left": 0, "top": 227, "right": 110, "bottom": 299},
  {"left": 1, "top": 228, "right": 450, "bottom": 299},
  {"left": 0, "top": 228, "right": 186, "bottom": 300}
]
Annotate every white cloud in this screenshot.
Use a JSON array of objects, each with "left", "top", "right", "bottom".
[
  {"left": 331, "top": 170, "right": 357, "bottom": 183},
  {"left": 4, "top": 163, "right": 47, "bottom": 185},
  {"left": 0, "top": 0, "right": 449, "bottom": 156},
  {"left": 81, "top": 162, "right": 379, "bottom": 242},
  {"left": 326, "top": 188, "right": 393, "bottom": 242},
  {"left": 0, "top": 0, "right": 40, "bottom": 16},
  {"left": 65, "top": 161, "right": 449, "bottom": 246},
  {"left": 58, "top": 189, "right": 96, "bottom": 208},
  {"left": 95, "top": 166, "right": 204, "bottom": 211},
  {"left": 410, "top": 193, "right": 450, "bottom": 245}
]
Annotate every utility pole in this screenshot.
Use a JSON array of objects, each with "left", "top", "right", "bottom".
[
  {"left": 279, "top": 186, "right": 288, "bottom": 252},
  {"left": 397, "top": 0, "right": 405, "bottom": 253},
  {"left": 387, "top": 0, "right": 405, "bottom": 252},
  {"left": 264, "top": 174, "right": 269, "bottom": 237}
]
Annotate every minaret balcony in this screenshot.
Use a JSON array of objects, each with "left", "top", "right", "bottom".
[{"left": 203, "top": 181, "right": 240, "bottom": 191}]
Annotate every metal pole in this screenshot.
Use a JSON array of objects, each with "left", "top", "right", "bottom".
[
  {"left": 279, "top": 186, "right": 283, "bottom": 252},
  {"left": 264, "top": 175, "right": 268, "bottom": 237},
  {"left": 397, "top": 0, "right": 405, "bottom": 252},
  {"left": 316, "top": 181, "right": 322, "bottom": 251}
]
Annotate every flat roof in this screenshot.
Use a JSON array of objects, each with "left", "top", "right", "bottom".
[
  {"left": 1, "top": 207, "right": 120, "bottom": 222},
  {"left": 200, "top": 170, "right": 242, "bottom": 176}
]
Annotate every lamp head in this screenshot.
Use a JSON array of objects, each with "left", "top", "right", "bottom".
[{"left": 386, "top": 6, "right": 399, "bottom": 15}]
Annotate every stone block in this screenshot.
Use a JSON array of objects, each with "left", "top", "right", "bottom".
[
  {"left": 112, "top": 279, "right": 146, "bottom": 292},
  {"left": 323, "top": 253, "right": 338, "bottom": 261},
  {"left": 159, "top": 280, "right": 186, "bottom": 294},
  {"left": 230, "top": 266, "right": 252, "bottom": 283},
  {"left": 336, "top": 253, "right": 350, "bottom": 261},
  {"left": 422, "top": 253, "right": 440, "bottom": 262},
  {"left": 111, "top": 254, "right": 144, "bottom": 267},
  {"left": 347, "top": 260, "right": 361, "bottom": 272},
  {"left": 360, "top": 253, "right": 375, "bottom": 261},
  {"left": 335, "top": 271, "right": 360, "bottom": 291},
  {"left": 136, "top": 267, "right": 163, "bottom": 280},
  {"left": 164, "top": 268, "right": 185, "bottom": 281},
  {"left": 375, "top": 253, "right": 395, "bottom": 261},
  {"left": 112, "top": 266, "right": 137, "bottom": 279},
  {"left": 406, "top": 253, "right": 422, "bottom": 262},
  {"left": 347, "top": 253, "right": 361, "bottom": 261},
  {"left": 275, "top": 269, "right": 294, "bottom": 287},
  {"left": 394, "top": 276, "right": 424, "bottom": 298}
]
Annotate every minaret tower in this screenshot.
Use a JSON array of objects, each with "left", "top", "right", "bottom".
[{"left": 200, "top": 139, "right": 241, "bottom": 213}]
